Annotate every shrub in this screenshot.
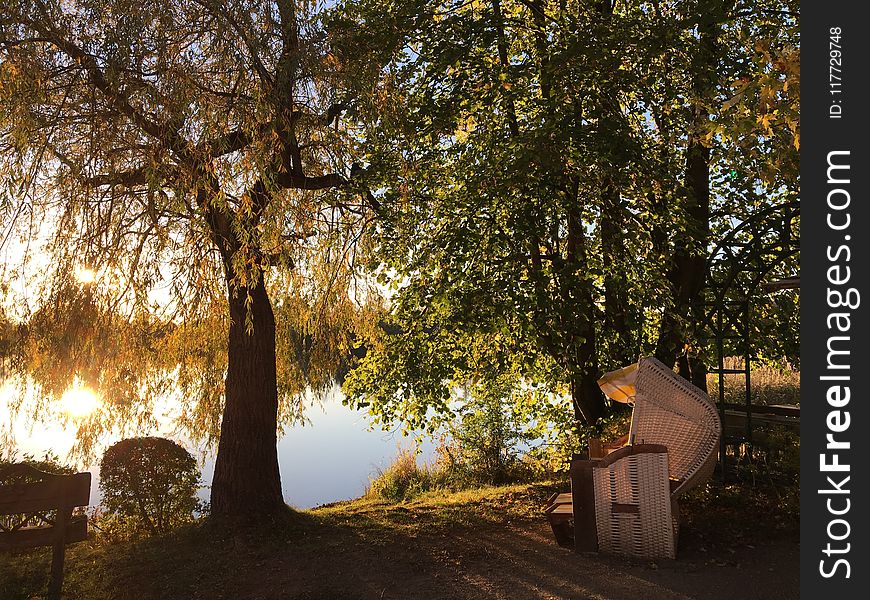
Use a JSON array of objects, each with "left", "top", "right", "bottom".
[
  {"left": 99, "top": 437, "right": 202, "bottom": 536},
  {"left": 368, "top": 377, "right": 538, "bottom": 503},
  {"left": 367, "top": 446, "right": 439, "bottom": 502},
  {"left": 441, "top": 378, "right": 534, "bottom": 485}
]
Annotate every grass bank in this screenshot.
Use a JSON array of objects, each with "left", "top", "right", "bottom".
[{"left": 1, "top": 478, "right": 797, "bottom": 600}]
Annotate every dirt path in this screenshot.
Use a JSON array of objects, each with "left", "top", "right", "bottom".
[
  {"left": 6, "top": 484, "right": 797, "bottom": 600},
  {"left": 201, "top": 519, "right": 797, "bottom": 600}
]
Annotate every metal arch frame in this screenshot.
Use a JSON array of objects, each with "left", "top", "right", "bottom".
[
  {"left": 705, "top": 201, "right": 800, "bottom": 311},
  {"left": 696, "top": 200, "right": 800, "bottom": 469}
]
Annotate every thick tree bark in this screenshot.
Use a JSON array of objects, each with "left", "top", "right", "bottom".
[
  {"left": 210, "top": 277, "right": 285, "bottom": 517},
  {"left": 654, "top": 9, "right": 721, "bottom": 391},
  {"left": 654, "top": 133, "right": 709, "bottom": 378},
  {"left": 209, "top": 1, "right": 303, "bottom": 518},
  {"left": 565, "top": 200, "right": 604, "bottom": 424},
  {"left": 570, "top": 372, "right": 604, "bottom": 424},
  {"left": 654, "top": 128, "right": 710, "bottom": 391},
  {"left": 601, "top": 181, "right": 636, "bottom": 366}
]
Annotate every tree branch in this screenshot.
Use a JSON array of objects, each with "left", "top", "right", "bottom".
[
  {"left": 84, "top": 166, "right": 180, "bottom": 188},
  {"left": 195, "top": 122, "right": 271, "bottom": 158},
  {"left": 190, "top": 0, "right": 275, "bottom": 88},
  {"left": 274, "top": 172, "right": 347, "bottom": 190},
  {"left": 29, "top": 1, "right": 191, "bottom": 160}
]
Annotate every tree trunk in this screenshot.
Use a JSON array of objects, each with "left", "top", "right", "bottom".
[
  {"left": 566, "top": 202, "right": 604, "bottom": 424},
  {"left": 653, "top": 133, "right": 710, "bottom": 383},
  {"left": 655, "top": 11, "right": 719, "bottom": 384},
  {"left": 677, "top": 352, "right": 709, "bottom": 391},
  {"left": 570, "top": 372, "right": 603, "bottom": 424},
  {"left": 601, "top": 181, "right": 636, "bottom": 365},
  {"left": 210, "top": 277, "right": 285, "bottom": 517}
]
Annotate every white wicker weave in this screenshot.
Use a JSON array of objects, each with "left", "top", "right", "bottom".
[
  {"left": 593, "top": 450, "right": 675, "bottom": 559},
  {"left": 588, "top": 357, "right": 721, "bottom": 559},
  {"left": 631, "top": 356, "right": 721, "bottom": 497}
]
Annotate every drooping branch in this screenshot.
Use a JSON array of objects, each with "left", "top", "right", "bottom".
[
  {"left": 47, "top": 144, "right": 180, "bottom": 190},
  {"left": 190, "top": 0, "right": 275, "bottom": 89},
  {"left": 84, "top": 169, "right": 150, "bottom": 188},
  {"left": 29, "top": 2, "right": 192, "bottom": 161},
  {"left": 84, "top": 165, "right": 184, "bottom": 188}
]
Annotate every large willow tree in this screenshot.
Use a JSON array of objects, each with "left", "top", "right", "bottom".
[{"left": 1, "top": 0, "right": 380, "bottom": 517}]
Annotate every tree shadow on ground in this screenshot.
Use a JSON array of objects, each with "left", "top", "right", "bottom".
[{"left": 2, "top": 483, "right": 798, "bottom": 600}]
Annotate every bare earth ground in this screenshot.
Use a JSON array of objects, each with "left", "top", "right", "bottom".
[
  {"left": 0, "top": 484, "right": 799, "bottom": 600},
  {"left": 201, "top": 522, "right": 798, "bottom": 600}
]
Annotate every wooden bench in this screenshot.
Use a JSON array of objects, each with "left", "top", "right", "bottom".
[
  {"left": 543, "top": 494, "right": 574, "bottom": 547},
  {"left": 1, "top": 464, "right": 91, "bottom": 600},
  {"left": 721, "top": 403, "right": 800, "bottom": 435}
]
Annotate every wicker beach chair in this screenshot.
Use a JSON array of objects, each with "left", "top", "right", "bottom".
[{"left": 545, "top": 356, "right": 721, "bottom": 559}]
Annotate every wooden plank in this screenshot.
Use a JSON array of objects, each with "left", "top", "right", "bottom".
[
  {"left": 723, "top": 413, "right": 800, "bottom": 434},
  {"left": 49, "top": 508, "right": 71, "bottom": 600},
  {"left": 588, "top": 438, "right": 604, "bottom": 459},
  {"left": 720, "top": 403, "right": 800, "bottom": 418},
  {"left": 549, "top": 493, "right": 572, "bottom": 506},
  {"left": 544, "top": 500, "right": 574, "bottom": 549},
  {"left": 594, "top": 444, "right": 668, "bottom": 468},
  {"left": 546, "top": 504, "right": 573, "bottom": 515},
  {"left": 0, "top": 517, "right": 88, "bottom": 551},
  {"left": 570, "top": 459, "right": 598, "bottom": 553},
  {"left": 0, "top": 473, "right": 91, "bottom": 516},
  {"left": 724, "top": 412, "right": 800, "bottom": 424},
  {"left": 588, "top": 435, "right": 631, "bottom": 459}
]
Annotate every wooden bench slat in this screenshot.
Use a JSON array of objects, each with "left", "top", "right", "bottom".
[
  {"left": 0, "top": 517, "right": 88, "bottom": 551},
  {"left": 0, "top": 473, "right": 91, "bottom": 515},
  {"left": 1, "top": 467, "right": 92, "bottom": 600}
]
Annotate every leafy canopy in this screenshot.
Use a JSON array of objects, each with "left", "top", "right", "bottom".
[{"left": 337, "top": 0, "right": 799, "bottom": 439}]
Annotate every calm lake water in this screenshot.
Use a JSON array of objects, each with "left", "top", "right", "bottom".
[{"left": 3, "top": 387, "right": 436, "bottom": 510}]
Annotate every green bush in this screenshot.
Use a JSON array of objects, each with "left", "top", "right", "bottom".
[
  {"left": 368, "top": 377, "right": 540, "bottom": 503},
  {"left": 439, "top": 377, "right": 535, "bottom": 486},
  {"left": 367, "top": 447, "right": 440, "bottom": 502},
  {"left": 99, "top": 437, "right": 202, "bottom": 537}
]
